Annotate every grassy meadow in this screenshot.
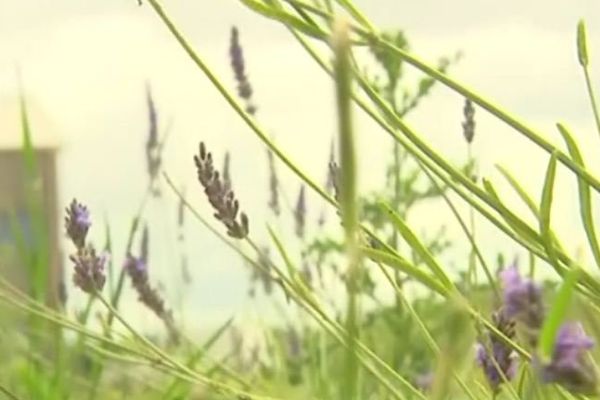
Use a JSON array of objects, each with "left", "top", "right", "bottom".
[{"left": 2, "top": 1, "right": 600, "bottom": 399}]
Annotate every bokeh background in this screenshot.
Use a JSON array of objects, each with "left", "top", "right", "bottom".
[{"left": 1, "top": 0, "right": 599, "bottom": 336}]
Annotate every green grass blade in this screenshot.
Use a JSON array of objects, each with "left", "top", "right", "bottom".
[
  {"left": 496, "top": 164, "right": 540, "bottom": 218},
  {"left": 378, "top": 202, "right": 455, "bottom": 291},
  {"left": 164, "top": 317, "right": 234, "bottom": 399},
  {"left": 19, "top": 93, "right": 49, "bottom": 302},
  {"left": 267, "top": 225, "right": 299, "bottom": 281},
  {"left": 333, "top": 18, "right": 361, "bottom": 400},
  {"left": 557, "top": 123, "right": 600, "bottom": 270},
  {"left": 482, "top": 178, "right": 541, "bottom": 246},
  {"left": 539, "top": 152, "right": 560, "bottom": 269},
  {"left": 362, "top": 247, "right": 448, "bottom": 295}
]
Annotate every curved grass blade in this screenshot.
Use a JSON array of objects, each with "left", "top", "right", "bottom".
[
  {"left": 557, "top": 123, "right": 600, "bottom": 270},
  {"left": 163, "top": 317, "right": 235, "bottom": 399},
  {"left": 362, "top": 247, "right": 448, "bottom": 295},
  {"left": 482, "top": 178, "right": 542, "bottom": 247},
  {"left": 539, "top": 152, "right": 560, "bottom": 270},
  {"left": 378, "top": 202, "right": 455, "bottom": 291},
  {"left": 496, "top": 165, "right": 540, "bottom": 219}
]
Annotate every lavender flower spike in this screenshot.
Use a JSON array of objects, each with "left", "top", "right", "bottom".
[
  {"left": 65, "top": 199, "right": 106, "bottom": 294},
  {"left": 65, "top": 199, "right": 91, "bottom": 248},
  {"left": 541, "top": 322, "right": 597, "bottom": 394},
  {"left": 71, "top": 247, "right": 108, "bottom": 294},
  {"left": 500, "top": 264, "right": 545, "bottom": 345},
  {"left": 476, "top": 310, "right": 518, "bottom": 391}
]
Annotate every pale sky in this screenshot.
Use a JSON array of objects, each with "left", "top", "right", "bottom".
[{"left": 1, "top": 0, "right": 600, "bottom": 335}]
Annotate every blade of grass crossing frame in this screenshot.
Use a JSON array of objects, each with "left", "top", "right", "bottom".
[
  {"left": 540, "top": 152, "right": 560, "bottom": 270},
  {"left": 362, "top": 247, "right": 448, "bottom": 295},
  {"left": 496, "top": 165, "right": 540, "bottom": 218},
  {"left": 267, "top": 226, "right": 298, "bottom": 280},
  {"left": 19, "top": 93, "right": 49, "bottom": 302},
  {"left": 557, "top": 123, "right": 600, "bottom": 270},
  {"left": 378, "top": 202, "right": 455, "bottom": 291},
  {"left": 332, "top": 18, "right": 361, "bottom": 400},
  {"left": 482, "top": 178, "right": 541, "bottom": 246},
  {"left": 164, "top": 317, "right": 234, "bottom": 399}
]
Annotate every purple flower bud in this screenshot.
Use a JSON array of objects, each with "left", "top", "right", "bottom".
[
  {"left": 500, "top": 265, "right": 545, "bottom": 345},
  {"left": 476, "top": 310, "right": 518, "bottom": 391},
  {"left": 71, "top": 247, "right": 107, "bottom": 294},
  {"left": 124, "top": 255, "right": 148, "bottom": 286},
  {"left": 541, "top": 322, "right": 597, "bottom": 394},
  {"left": 65, "top": 199, "right": 91, "bottom": 248}
]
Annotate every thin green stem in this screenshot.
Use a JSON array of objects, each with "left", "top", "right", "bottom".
[
  {"left": 95, "top": 294, "right": 280, "bottom": 400},
  {"left": 583, "top": 67, "right": 600, "bottom": 139},
  {"left": 0, "top": 384, "right": 21, "bottom": 400}
]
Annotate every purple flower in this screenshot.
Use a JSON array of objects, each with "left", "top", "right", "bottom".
[
  {"left": 65, "top": 200, "right": 106, "bottom": 294},
  {"left": 541, "top": 322, "right": 597, "bottom": 394},
  {"left": 65, "top": 199, "right": 91, "bottom": 248},
  {"left": 500, "top": 265, "right": 545, "bottom": 344},
  {"left": 476, "top": 310, "right": 518, "bottom": 391},
  {"left": 123, "top": 252, "right": 178, "bottom": 343},
  {"left": 124, "top": 255, "right": 148, "bottom": 286},
  {"left": 71, "top": 247, "right": 107, "bottom": 294}
]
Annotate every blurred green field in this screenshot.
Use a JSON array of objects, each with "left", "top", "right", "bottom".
[{"left": 2, "top": 1, "right": 600, "bottom": 400}]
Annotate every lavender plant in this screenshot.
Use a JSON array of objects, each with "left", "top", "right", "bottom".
[{"left": 4, "top": 1, "right": 600, "bottom": 400}]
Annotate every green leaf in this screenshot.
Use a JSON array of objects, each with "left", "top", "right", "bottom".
[
  {"left": 19, "top": 92, "right": 49, "bottom": 302},
  {"left": 557, "top": 123, "right": 600, "bottom": 270},
  {"left": 539, "top": 267, "right": 581, "bottom": 360},
  {"left": 267, "top": 225, "right": 298, "bottom": 280},
  {"left": 378, "top": 202, "right": 455, "bottom": 291},
  {"left": 539, "top": 152, "right": 560, "bottom": 269},
  {"left": 362, "top": 247, "right": 448, "bottom": 296},
  {"left": 164, "top": 317, "right": 234, "bottom": 399},
  {"left": 482, "top": 178, "right": 541, "bottom": 246},
  {"left": 496, "top": 164, "right": 540, "bottom": 218}
]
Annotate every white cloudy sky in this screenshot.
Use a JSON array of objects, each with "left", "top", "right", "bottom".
[{"left": 1, "top": 0, "right": 599, "bottom": 334}]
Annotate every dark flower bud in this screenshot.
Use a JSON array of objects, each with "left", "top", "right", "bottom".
[{"left": 462, "top": 98, "right": 475, "bottom": 144}]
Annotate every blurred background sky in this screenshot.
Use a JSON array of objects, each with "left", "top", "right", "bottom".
[{"left": 0, "top": 0, "right": 599, "bottom": 336}]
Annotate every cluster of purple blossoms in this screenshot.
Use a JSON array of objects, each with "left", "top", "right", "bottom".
[
  {"left": 476, "top": 310, "right": 518, "bottom": 391},
  {"left": 541, "top": 322, "right": 597, "bottom": 394},
  {"left": 477, "top": 264, "right": 597, "bottom": 394},
  {"left": 500, "top": 265, "right": 545, "bottom": 346},
  {"left": 124, "top": 226, "right": 179, "bottom": 343},
  {"left": 65, "top": 199, "right": 107, "bottom": 294}
]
